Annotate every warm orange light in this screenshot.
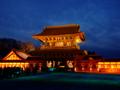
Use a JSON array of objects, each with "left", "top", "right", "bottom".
[
  {"left": 59, "top": 66, "right": 65, "bottom": 68},
  {"left": 75, "top": 38, "right": 81, "bottom": 43},
  {"left": 67, "top": 61, "right": 73, "bottom": 68},
  {"left": 3, "top": 51, "right": 21, "bottom": 60},
  {"left": 97, "top": 62, "right": 120, "bottom": 73},
  {"left": 0, "top": 62, "right": 29, "bottom": 71},
  {"left": 74, "top": 67, "right": 77, "bottom": 72},
  {"left": 47, "top": 61, "right": 52, "bottom": 68},
  {"left": 98, "top": 62, "right": 103, "bottom": 64},
  {"left": 111, "top": 62, "right": 116, "bottom": 64},
  {"left": 104, "top": 62, "right": 110, "bottom": 64}
]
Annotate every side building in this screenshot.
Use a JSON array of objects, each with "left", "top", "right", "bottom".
[{"left": 0, "top": 49, "right": 42, "bottom": 72}]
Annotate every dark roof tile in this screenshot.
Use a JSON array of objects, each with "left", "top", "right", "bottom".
[{"left": 33, "top": 24, "right": 80, "bottom": 36}]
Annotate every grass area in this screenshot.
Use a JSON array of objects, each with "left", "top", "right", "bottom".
[
  {"left": 10, "top": 72, "right": 120, "bottom": 86},
  {"left": 1, "top": 72, "right": 120, "bottom": 90}
]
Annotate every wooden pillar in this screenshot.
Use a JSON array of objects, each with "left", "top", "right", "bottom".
[
  {"left": 89, "top": 64, "right": 92, "bottom": 72},
  {"left": 81, "top": 64, "right": 84, "bottom": 71}
]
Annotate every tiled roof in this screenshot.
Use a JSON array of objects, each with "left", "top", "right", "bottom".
[
  {"left": 33, "top": 24, "right": 80, "bottom": 36},
  {"left": 28, "top": 49, "right": 86, "bottom": 60},
  {"left": 15, "top": 50, "right": 30, "bottom": 59},
  {"left": 2, "top": 49, "right": 30, "bottom": 60}
]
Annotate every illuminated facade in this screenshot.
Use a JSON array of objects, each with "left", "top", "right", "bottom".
[
  {"left": 32, "top": 24, "right": 120, "bottom": 73},
  {"left": 31, "top": 24, "right": 86, "bottom": 71},
  {"left": 0, "top": 24, "right": 119, "bottom": 74},
  {"left": 31, "top": 24, "right": 103, "bottom": 72},
  {"left": 32, "top": 24, "right": 85, "bottom": 49},
  {"left": 97, "top": 59, "right": 120, "bottom": 73}
]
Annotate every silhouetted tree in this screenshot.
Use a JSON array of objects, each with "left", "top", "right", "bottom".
[
  {"left": 0, "top": 38, "right": 35, "bottom": 58},
  {"left": 21, "top": 42, "right": 35, "bottom": 53}
]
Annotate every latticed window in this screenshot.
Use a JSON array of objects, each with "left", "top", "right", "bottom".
[
  {"left": 55, "top": 42, "right": 64, "bottom": 47},
  {"left": 66, "top": 42, "right": 71, "bottom": 46}
]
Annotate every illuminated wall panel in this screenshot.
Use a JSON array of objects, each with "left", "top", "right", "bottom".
[
  {"left": 97, "top": 62, "right": 120, "bottom": 73},
  {"left": 0, "top": 62, "right": 29, "bottom": 70}
]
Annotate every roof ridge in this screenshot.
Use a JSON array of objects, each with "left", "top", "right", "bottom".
[
  {"left": 45, "top": 24, "right": 80, "bottom": 29},
  {"left": 33, "top": 24, "right": 81, "bottom": 36}
]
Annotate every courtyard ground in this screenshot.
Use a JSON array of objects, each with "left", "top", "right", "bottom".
[{"left": 0, "top": 72, "right": 120, "bottom": 90}]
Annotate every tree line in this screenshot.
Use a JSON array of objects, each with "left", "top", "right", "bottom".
[{"left": 0, "top": 38, "right": 35, "bottom": 58}]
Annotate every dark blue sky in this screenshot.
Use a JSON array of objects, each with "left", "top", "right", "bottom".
[{"left": 0, "top": 0, "right": 120, "bottom": 58}]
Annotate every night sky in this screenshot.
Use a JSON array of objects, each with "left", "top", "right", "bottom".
[{"left": 0, "top": 0, "right": 120, "bottom": 58}]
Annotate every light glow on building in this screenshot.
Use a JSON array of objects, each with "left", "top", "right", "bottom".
[
  {"left": 0, "top": 62, "right": 29, "bottom": 70},
  {"left": 97, "top": 62, "right": 120, "bottom": 73}
]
